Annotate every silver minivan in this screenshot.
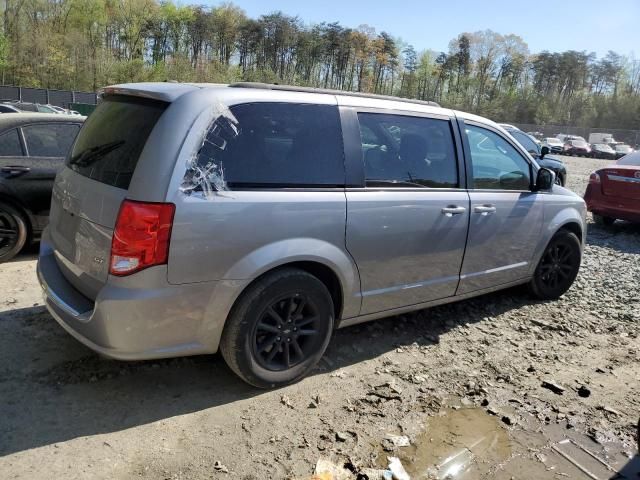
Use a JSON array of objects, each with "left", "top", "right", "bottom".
[{"left": 37, "top": 82, "right": 586, "bottom": 388}]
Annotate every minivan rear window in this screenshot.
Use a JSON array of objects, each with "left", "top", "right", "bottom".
[{"left": 67, "top": 95, "right": 167, "bottom": 189}]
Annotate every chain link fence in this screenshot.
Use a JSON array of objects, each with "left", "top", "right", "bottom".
[
  {"left": 513, "top": 123, "right": 640, "bottom": 148},
  {"left": 0, "top": 85, "right": 97, "bottom": 108}
]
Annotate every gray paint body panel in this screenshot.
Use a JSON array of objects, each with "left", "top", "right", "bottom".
[{"left": 38, "top": 82, "right": 587, "bottom": 361}]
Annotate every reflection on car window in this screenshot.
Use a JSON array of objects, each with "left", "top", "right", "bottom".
[
  {"left": 466, "top": 125, "right": 531, "bottom": 191},
  {"left": 511, "top": 131, "right": 538, "bottom": 154},
  {"left": 0, "top": 129, "right": 23, "bottom": 156},
  {"left": 357, "top": 113, "right": 458, "bottom": 188},
  {"left": 23, "top": 124, "right": 80, "bottom": 157}
]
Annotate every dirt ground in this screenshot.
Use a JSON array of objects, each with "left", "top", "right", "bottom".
[{"left": 0, "top": 156, "right": 638, "bottom": 480}]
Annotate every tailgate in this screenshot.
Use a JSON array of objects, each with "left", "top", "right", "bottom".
[
  {"left": 601, "top": 167, "right": 640, "bottom": 200},
  {"left": 47, "top": 95, "right": 168, "bottom": 300}
]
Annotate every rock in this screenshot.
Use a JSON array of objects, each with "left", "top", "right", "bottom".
[
  {"left": 599, "top": 405, "right": 621, "bottom": 416},
  {"left": 313, "top": 458, "right": 352, "bottom": 480},
  {"left": 577, "top": 386, "right": 591, "bottom": 398},
  {"left": 213, "top": 461, "right": 228, "bottom": 473},
  {"left": 281, "top": 395, "right": 294, "bottom": 408},
  {"left": 527, "top": 365, "right": 536, "bottom": 373},
  {"left": 541, "top": 380, "right": 565, "bottom": 395},
  {"left": 383, "top": 434, "right": 410, "bottom": 450},
  {"left": 501, "top": 415, "right": 515, "bottom": 426},
  {"left": 330, "top": 370, "right": 347, "bottom": 379},
  {"left": 335, "top": 431, "right": 348, "bottom": 442},
  {"left": 480, "top": 398, "right": 489, "bottom": 407}
]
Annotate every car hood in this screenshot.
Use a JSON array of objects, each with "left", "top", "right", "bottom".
[{"left": 538, "top": 156, "right": 565, "bottom": 171}]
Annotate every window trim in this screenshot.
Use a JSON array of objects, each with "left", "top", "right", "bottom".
[
  {"left": 19, "top": 122, "right": 83, "bottom": 158},
  {"left": 458, "top": 119, "right": 537, "bottom": 192},
  {"left": 344, "top": 107, "right": 465, "bottom": 191},
  {"left": 0, "top": 128, "right": 26, "bottom": 156}
]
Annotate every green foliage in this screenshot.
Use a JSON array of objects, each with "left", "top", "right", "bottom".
[{"left": 1, "top": 0, "right": 639, "bottom": 128}]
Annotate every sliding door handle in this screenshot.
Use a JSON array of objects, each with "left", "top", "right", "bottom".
[{"left": 441, "top": 206, "right": 467, "bottom": 217}]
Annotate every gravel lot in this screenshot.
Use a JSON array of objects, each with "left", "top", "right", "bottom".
[{"left": 0, "top": 155, "right": 638, "bottom": 479}]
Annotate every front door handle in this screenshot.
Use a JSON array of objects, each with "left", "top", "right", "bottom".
[
  {"left": 1, "top": 166, "right": 30, "bottom": 178},
  {"left": 441, "top": 205, "right": 467, "bottom": 217},
  {"left": 474, "top": 204, "right": 497, "bottom": 215}
]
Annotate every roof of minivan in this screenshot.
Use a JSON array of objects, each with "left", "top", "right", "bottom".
[
  {"left": 100, "top": 82, "right": 500, "bottom": 128},
  {"left": 0, "top": 112, "right": 85, "bottom": 128}
]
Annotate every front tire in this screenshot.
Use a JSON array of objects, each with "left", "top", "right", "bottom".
[
  {"left": 0, "top": 202, "right": 28, "bottom": 263},
  {"left": 529, "top": 231, "right": 581, "bottom": 300},
  {"left": 220, "top": 268, "right": 334, "bottom": 389}
]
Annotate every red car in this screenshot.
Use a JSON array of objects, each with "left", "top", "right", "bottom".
[{"left": 584, "top": 152, "right": 640, "bottom": 225}]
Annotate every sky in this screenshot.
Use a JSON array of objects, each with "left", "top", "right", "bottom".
[{"left": 206, "top": 0, "right": 640, "bottom": 58}]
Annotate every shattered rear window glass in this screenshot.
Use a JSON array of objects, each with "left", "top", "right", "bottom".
[{"left": 181, "top": 103, "right": 345, "bottom": 195}]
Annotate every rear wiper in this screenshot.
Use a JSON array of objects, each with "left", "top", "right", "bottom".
[
  {"left": 366, "top": 179, "right": 426, "bottom": 188},
  {"left": 69, "top": 141, "right": 125, "bottom": 167}
]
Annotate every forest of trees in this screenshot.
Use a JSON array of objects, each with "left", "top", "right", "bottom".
[{"left": 1, "top": 0, "right": 640, "bottom": 129}]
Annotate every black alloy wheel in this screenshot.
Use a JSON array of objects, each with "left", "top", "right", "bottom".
[
  {"left": 252, "top": 293, "right": 323, "bottom": 371},
  {"left": 220, "top": 268, "right": 334, "bottom": 389},
  {"left": 530, "top": 230, "right": 581, "bottom": 300}
]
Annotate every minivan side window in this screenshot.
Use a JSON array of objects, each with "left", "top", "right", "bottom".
[
  {"left": 23, "top": 124, "right": 80, "bottom": 157},
  {"left": 357, "top": 113, "right": 458, "bottom": 188},
  {"left": 466, "top": 124, "right": 531, "bottom": 191},
  {"left": 196, "top": 103, "right": 345, "bottom": 188},
  {"left": 0, "top": 129, "right": 23, "bottom": 156}
]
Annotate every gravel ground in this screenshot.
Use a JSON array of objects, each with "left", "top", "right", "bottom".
[{"left": 0, "top": 155, "right": 638, "bottom": 479}]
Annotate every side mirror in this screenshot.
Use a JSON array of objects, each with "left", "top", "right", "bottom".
[
  {"left": 536, "top": 167, "right": 555, "bottom": 191},
  {"left": 540, "top": 146, "right": 550, "bottom": 158}
]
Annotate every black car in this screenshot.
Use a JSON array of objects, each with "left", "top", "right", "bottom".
[
  {"left": 0, "top": 113, "right": 84, "bottom": 262},
  {"left": 506, "top": 129, "right": 567, "bottom": 186},
  {"left": 613, "top": 144, "right": 634, "bottom": 159},
  {"left": 590, "top": 143, "right": 616, "bottom": 160}
]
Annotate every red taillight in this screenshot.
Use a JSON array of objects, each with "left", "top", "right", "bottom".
[
  {"left": 589, "top": 172, "right": 601, "bottom": 184},
  {"left": 109, "top": 200, "right": 175, "bottom": 276}
]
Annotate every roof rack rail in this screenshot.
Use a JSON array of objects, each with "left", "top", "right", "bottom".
[{"left": 229, "top": 82, "right": 441, "bottom": 108}]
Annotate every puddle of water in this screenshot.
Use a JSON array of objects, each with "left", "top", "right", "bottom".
[
  {"left": 392, "top": 408, "right": 512, "bottom": 479},
  {"left": 379, "top": 407, "right": 635, "bottom": 479}
]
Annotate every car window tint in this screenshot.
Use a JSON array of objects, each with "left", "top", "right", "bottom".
[
  {"left": 0, "top": 105, "right": 17, "bottom": 113},
  {"left": 23, "top": 124, "right": 80, "bottom": 157},
  {"left": 511, "top": 130, "right": 538, "bottom": 154},
  {"left": 196, "top": 103, "right": 345, "bottom": 187},
  {"left": 466, "top": 124, "right": 531, "bottom": 190},
  {"left": 0, "top": 129, "right": 23, "bottom": 156},
  {"left": 357, "top": 113, "right": 458, "bottom": 188},
  {"left": 68, "top": 96, "right": 166, "bottom": 189}
]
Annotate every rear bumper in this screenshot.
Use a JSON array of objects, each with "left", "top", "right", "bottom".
[
  {"left": 37, "top": 232, "right": 238, "bottom": 360},
  {"left": 584, "top": 186, "right": 640, "bottom": 223}
]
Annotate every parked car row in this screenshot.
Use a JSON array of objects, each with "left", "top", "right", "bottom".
[{"left": 0, "top": 100, "right": 82, "bottom": 115}]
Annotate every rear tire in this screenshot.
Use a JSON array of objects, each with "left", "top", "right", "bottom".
[
  {"left": 220, "top": 268, "right": 334, "bottom": 389},
  {"left": 529, "top": 231, "right": 581, "bottom": 300},
  {"left": 593, "top": 214, "right": 615, "bottom": 226},
  {"left": 0, "top": 202, "right": 28, "bottom": 263}
]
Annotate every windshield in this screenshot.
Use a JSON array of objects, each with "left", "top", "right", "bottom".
[
  {"left": 617, "top": 152, "right": 640, "bottom": 166},
  {"left": 511, "top": 130, "right": 538, "bottom": 154}
]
